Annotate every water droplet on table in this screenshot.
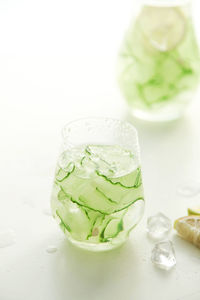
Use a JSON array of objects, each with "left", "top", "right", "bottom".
[
  {"left": 43, "top": 208, "right": 52, "bottom": 216},
  {"left": 151, "top": 240, "right": 176, "bottom": 271},
  {"left": 177, "top": 181, "right": 200, "bottom": 197},
  {"left": 22, "top": 199, "right": 35, "bottom": 208},
  {"left": 0, "top": 230, "right": 16, "bottom": 248},
  {"left": 46, "top": 245, "right": 57, "bottom": 253}
]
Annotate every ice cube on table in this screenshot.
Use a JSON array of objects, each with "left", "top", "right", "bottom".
[
  {"left": 151, "top": 240, "right": 176, "bottom": 271},
  {"left": 147, "top": 212, "right": 171, "bottom": 240}
]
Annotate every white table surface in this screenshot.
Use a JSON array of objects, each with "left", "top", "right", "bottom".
[{"left": 1, "top": 1, "right": 200, "bottom": 299}]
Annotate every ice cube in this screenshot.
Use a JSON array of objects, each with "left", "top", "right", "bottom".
[
  {"left": 58, "top": 151, "right": 75, "bottom": 172},
  {"left": 147, "top": 212, "right": 171, "bottom": 240},
  {"left": 86, "top": 145, "right": 136, "bottom": 178},
  {"left": 58, "top": 147, "right": 85, "bottom": 171},
  {"left": 76, "top": 155, "right": 97, "bottom": 178},
  {"left": 151, "top": 240, "right": 176, "bottom": 270},
  {"left": 85, "top": 145, "right": 116, "bottom": 177}
]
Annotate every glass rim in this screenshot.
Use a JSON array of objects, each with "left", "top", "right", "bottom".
[{"left": 62, "top": 117, "right": 138, "bottom": 140}]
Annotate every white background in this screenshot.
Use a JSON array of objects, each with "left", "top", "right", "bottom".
[{"left": 1, "top": 0, "right": 200, "bottom": 299}]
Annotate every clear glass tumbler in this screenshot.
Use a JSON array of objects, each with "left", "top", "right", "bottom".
[
  {"left": 118, "top": 0, "right": 200, "bottom": 121},
  {"left": 51, "top": 118, "right": 145, "bottom": 251}
]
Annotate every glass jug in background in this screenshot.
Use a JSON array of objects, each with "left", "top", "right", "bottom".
[{"left": 118, "top": 0, "right": 200, "bottom": 121}]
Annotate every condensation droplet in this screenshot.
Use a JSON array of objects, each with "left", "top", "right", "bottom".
[
  {"left": 46, "top": 245, "right": 57, "bottom": 253},
  {"left": 0, "top": 230, "right": 16, "bottom": 248}
]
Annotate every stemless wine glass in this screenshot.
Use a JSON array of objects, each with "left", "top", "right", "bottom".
[{"left": 51, "top": 118, "right": 145, "bottom": 251}]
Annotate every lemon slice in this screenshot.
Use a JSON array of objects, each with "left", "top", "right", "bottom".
[
  {"left": 188, "top": 206, "right": 200, "bottom": 216},
  {"left": 174, "top": 216, "right": 200, "bottom": 248},
  {"left": 137, "top": 6, "right": 186, "bottom": 52}
]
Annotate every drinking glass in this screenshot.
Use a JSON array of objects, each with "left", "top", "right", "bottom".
[
  {"left": 51, "top": 118, "right": 145, "bottom": 251},
  {"left": 118, "top": 0, "right": 200, "bottom": 121}
]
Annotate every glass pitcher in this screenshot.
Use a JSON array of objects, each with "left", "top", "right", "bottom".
[{"left": 118, "top": 0, "right": 200, "bottom": 121}]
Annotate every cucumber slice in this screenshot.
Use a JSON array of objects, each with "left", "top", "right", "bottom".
[
  {"left": 56, "top": 210, "right": 71, "bottom": 233},
  {"left": 56, "top": 164, "right": 75, "bottom": 182},
  {"left": 56, "top": 165, "right": 143, "bottom": 214},
  {"left": 97, "top": 167, "right": 142, "bottom": 188},
  {"left": 99, "top": 218, "right": 113, "bottom": 242},
  {"left": 56, "top": 192, "right": 92, "bottom": 241},
  {"left": 103, "top": 218, "right": 124, "bottom": 240}
]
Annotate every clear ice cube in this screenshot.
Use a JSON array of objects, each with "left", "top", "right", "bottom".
[
  {"left": 86, "top": 145, "right": 116, "bottom": 177},
  {"left": 151, "top": 240, "right": 176, "bottom": 271},
  {"left": 86, "top": 145, "right": 136, "bottom": 178},
  {"left": 58, "top": 151, "right": 75, "bottom": 172},
  {"left": 76, "top": 155, "right": 97, "bottom": 178},
  {"left": 147, "top": 212, "right": 171, "bottom": 240}
]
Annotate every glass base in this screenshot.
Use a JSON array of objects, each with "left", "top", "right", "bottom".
[
  {"left": 130, "top": 107, "right": 184, "bottom": 122},
  {"left": 67, "top": 235, "right": 127, "bottom": 252}
]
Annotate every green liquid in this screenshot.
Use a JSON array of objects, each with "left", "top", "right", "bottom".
[
  {"left": 118, "top": 6, "right": 200, "bottom": 120},
  {"left": 51, "top": 145, "right": 144, "bottom": 251}
]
